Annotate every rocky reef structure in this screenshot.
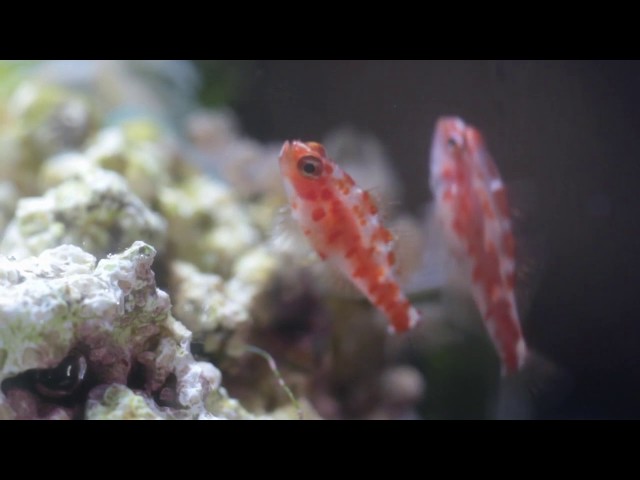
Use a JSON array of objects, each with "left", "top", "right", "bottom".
[
  {"left": 0, "top": 241, "right": 251, "bottom": 419},
  {"left": 0, "top": 61, "right": 432, "bottom": 420}
]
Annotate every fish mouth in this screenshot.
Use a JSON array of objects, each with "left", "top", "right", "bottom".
[
  {"left": 436, "top": 116, "right": 466, "bottom": 139},
  {"left": 279, "top": 140, "right": 291, "bottom": 159},
  {"left": 278, "top": 140, "right": 293, "bottom": 174},
  {"left": 279, "top": 140, "right": 310, "bottom": 170}
]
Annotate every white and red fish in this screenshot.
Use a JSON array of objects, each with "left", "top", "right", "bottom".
[
  {"left": 429, "top": 116, "right": 527, "bottom": 375},
  {"left": 278, "top": 140, "right": 421, "bottom": 333}
]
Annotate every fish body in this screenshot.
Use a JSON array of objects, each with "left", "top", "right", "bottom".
[
  {"left": 429, "top": 117, "right": 527, "bottom": 374},
  {"left": 279, "top": 140, "right": 420, "bottom": 333}
]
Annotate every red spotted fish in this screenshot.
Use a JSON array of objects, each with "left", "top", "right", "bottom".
[
  {"left": 429, "top": 117, "right": 527, "bottom": 375},
  {"left": 279, "top": 140, "right": 421, "bottom": 333}
]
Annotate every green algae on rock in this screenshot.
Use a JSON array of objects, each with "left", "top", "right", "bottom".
[
  {"left": 170, "top": 261, "right": 251, "bottom": 357},
  {"left": 158, "top": 175, "right": 260, "bottom": 276},
  {"left": 169, "top": 246, "right": 282, "bottom": 357},
  {"left": 0, "top": 181, "right": 19, "bottom": 238},
  {"left": 82, "top": 120, "right": 176, "bottom": 206},
  {"left": 86, "top": 385, "right": 167, "bottom": 420},
  {"left": 0, "top": 168, "right": 167, "bottom": 260},
  {"left": 0, "top": 81, "right": 98, "bottom": 196}
]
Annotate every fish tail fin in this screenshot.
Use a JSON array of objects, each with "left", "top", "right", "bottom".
[{"left": 494, "top": 350, "right": 572, "bottom": 420}]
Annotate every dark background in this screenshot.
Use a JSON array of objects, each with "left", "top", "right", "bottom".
[{"left": 199, "top": 60, "right": 640, "bottom": 419}]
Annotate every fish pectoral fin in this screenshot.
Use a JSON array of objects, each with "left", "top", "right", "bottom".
[
  {"left": 269, "top": 205, "right": 319, "bottom": 266},
  {"left": 506, "top": 179, "right": 549, "bottom": 321},
  {"left": 314, "top": 260, "right": 366, "bottom": 301},
  {"left": 365, "top": 186, "right": 393, "bottom": 216}
]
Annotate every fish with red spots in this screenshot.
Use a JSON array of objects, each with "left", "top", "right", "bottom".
[
  {"left": 279, "top": 140, "right": 421, "bottom": 333},
  {"left": 429, "top": 117, "right": 526, "bottom": 375}
]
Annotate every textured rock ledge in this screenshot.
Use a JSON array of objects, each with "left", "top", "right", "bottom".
[{"left": 0, "top": 241, "right": 251, "bottom": 419}]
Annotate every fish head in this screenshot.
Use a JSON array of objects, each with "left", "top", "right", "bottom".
[
  {"left": 463, "top": 124, "right": 487, "bottom": 155},
  {"left": 429, "top": 116, "right": 470, "bottom": 189},
  {"left": 430, "top": 116, "right": 496, "bottom": 193},
  {"left": 279, "top": 140, "right": 333, "bottom": 201}
]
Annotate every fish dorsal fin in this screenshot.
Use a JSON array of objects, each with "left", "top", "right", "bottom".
[
  {"left": 314, "top": 260, "right": 366, "bottom": 300},
  {"left": 269, "top": 204, "right": 363, "bottom": 302},
  {"left": 362, "top": 186, "right": 398, "bottom": 222},
  {"left": 505, "top": 179, "right": 548, "bottom": 321},
  {"left": 323, "top": 126, "right": 401, "bottom": 219},
  {"left": 270, "top": 206, "right": 367, "bottom": 300},
  {"left": 319, "top": 216, "right": 423, "bottom": 302}
]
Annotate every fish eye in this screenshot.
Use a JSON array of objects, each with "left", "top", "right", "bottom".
[
  {"left": 447, "top": 137, "right": 459, "bottom": 149},
  {"left": 297, "top": 155, "right": 323, "bottom": 179}
]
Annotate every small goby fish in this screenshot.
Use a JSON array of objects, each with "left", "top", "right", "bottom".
[
  {"left": 279, "top": 140, "right": 421, "bottom": 333},
  {"left": 429, "top": 117, "right": 527, "bottom": 375}
]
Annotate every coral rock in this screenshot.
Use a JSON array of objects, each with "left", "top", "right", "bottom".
[
  {"left": 1, "top": 168, "right": 167, "bottom": 260},
  {"left": 0, "top": 241, "right": 235, "bottom": 419}
]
